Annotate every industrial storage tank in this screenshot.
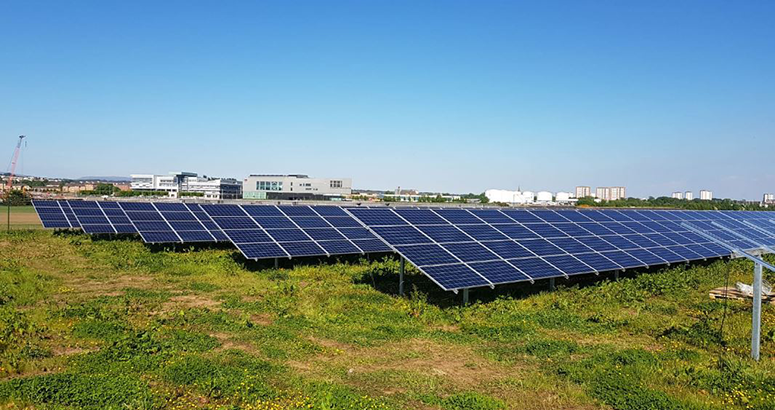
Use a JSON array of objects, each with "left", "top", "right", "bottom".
[
  {"left": 536, "top": 191, "right": 553, "bottom": 202},
  {"left": 522, "top": 191, "right": 535, "bottom": 202},
  {"left": 555, "top": 192, "right": 571, "bottom": 202}
]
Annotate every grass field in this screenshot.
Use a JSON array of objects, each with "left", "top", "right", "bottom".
[
  {"left": 1, "top": 206, "right": 42, "bottom": 230},
  {"left": 1, "top": 230, "right": 774, "bottom": 410}
]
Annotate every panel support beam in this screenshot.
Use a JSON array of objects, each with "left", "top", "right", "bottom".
[
  {"left": 549, "top": 277, "right": 555, "bottom": 291},
  {"left": 462, "top": 288, "right": 469, "bottom": 305},
  {"left": 752, "top": 263, "right": 762, "bottom": 361},
  {"left": 614, "top": 271, "right": 619, "bottom": 281},
  {"left": 399, "top": 258, "right": 405, "bottom": 296},
  {"left": 274, "top": 258, "right": 279, "bottom": 269}
]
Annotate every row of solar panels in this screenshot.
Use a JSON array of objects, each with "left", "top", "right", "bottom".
[{"left": 32, "top": 201, "right": 775, "bottom": 291}]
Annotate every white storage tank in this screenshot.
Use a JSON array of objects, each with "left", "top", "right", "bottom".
[{"left": 555, "top": 192, "right": 571, "bottom": 202}]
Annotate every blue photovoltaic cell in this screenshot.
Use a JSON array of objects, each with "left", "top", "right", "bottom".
[
  {"left": 434, "top": 209, "right": 482, "bottom": 224},
  {"left": 481, "top": 241, "right": 534, "bottom": 259},
  {"left": 420, "top": 264, "right": 490, "bottom": 289},
  {"left": 394, "top": 209, "right": 447, "bottom": 225},
  {"left": 458, "top": 224, "right": 511, "bottom": 240},
  {"left": 347, "top": 208, "right": 406, "bottom": 226},
  {"left": 517, "top": 239, "right": 564, "bottom": 257},
  {"left": 501, "top": 210, "right": 542, "bottom": 223},
  {"left": 318, "top": 240, "right": 361, "bottom": 255},
  {"left": 647, "top": 247, "right": 686, "bottom": 263},
  {"left": 468, "top": 260, "right": 531, "bottom": 283},
  {"left": 543, "top": 255, "right": 593, "bottom": 275},
  {"left": 493, "top": 224, "right": 540, "bottom": 239},
  {"left": 304, "top": 228, "right": 346, "bottom": 241},
  {"left": 601, "top": 251, "right": 645, "bottom": 269},
  {"left": 442, "top": 242, "right": 499, "bottom": 263},
  {"left": 143, "top": 232, "right": 181, "bottom": 243},
  {"left": 282, "top": 241, "right": 326, "bottom": 257},
  {"left": 325, "top": 217, "right": 363, "bottom": 228},
  {"left": 266, "top": 229, "right": 310, "bottom": 242},
  {"left": 548, "top": 237, "right": 595, "bottom": 254},
  {"left": 508, "top": 257, "right": 564, "bottom": 279},
  {"left": 469, "top": 209, "right": 514, "bottom": 224},
  {"left": 339, "top": 227, "right": 378, "bottom": 240},
  {"left": 395, "top": 244, "right": 458, "bottom": 266},
  {"left": 352, "top": 239, "right": 392, "bottom": 252},
  {"left": 574, "top": 252, "right": 622, "bottom": 271},
  {"left": 290, "top": 217, "right": 331, "bottom": 228},
  {"left": 416, "top": 225, "right": 471, "bottom": 243},
  {"left": 371, "top": 226, "right": 429, "bottom": 245},
  {"left": 241, "top": 243, "right": 287, "bottom": 259},
  {"left": 625, "top": 249, "right": 667, "bottom": 266},
  {"left": 530, "top": 210, "right": 568, "bottom": 223}
]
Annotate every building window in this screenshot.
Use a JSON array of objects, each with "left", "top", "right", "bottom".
[
  {"left": 330, "top": 180, "right": 342, "bottom": 188},
  {"left": 256, "top": 181, "right": 283, "bottom": 191}
]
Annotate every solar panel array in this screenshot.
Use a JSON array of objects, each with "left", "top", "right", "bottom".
[
  {"left": 199, "top": 204, "right": 392, "bottom": 260},
  {"left": 32, "top": 200, "right": 80, "bottom": 229},
  {"left": 347, "top": 207, "right": 774, "bottom": 290},
  {"left": 31, "top": 201, "right": 775, "bottom": 292}
]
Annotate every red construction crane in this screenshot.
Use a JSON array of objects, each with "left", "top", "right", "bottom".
[{"left": 6, "top": 135, "right": 26, "bottom": 192}]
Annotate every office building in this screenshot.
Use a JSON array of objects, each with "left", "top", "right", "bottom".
[
  {"left": 685, "top": 191, "right": 693, "bottom": 200},
  {"left": 243, "top": 174, "right": 351, "bottom": 200},
  {"left": 672, "top": 192, "right": 683, "bottom": 199},
  {"left": 700, "top": 190, "right": 713, "bottom": 200},
  {"left": 130, "top": 171, "right": 242, "bottom": 200}
]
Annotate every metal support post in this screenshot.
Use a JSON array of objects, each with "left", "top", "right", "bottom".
[
  {"left": 752, "top": 263, "right": 762, "bottom": 361},
  {"left": 274, "top": 258, "right": 279, "bottom": 269},
  {"left": 399, "top": 258, "right": 405, "bottom": 296},
  {"left": 614, "top": 271, "right": 619, "bottom": 281},
  {"left": 462, "top": 288, "right": 469, "bottom": 305},
  {"left": 549, "top": 277, "right": 555, "bottom": 291}
]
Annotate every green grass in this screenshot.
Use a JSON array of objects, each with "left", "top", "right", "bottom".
[{"left": 0, "top": 230, "right": 774, "bottom": 409}]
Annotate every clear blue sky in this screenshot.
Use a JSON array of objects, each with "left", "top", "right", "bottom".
[{"left": 1, "top": 1, "right": 773, "bottom": 199}]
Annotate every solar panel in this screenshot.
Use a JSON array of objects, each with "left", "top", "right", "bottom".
[
  {"left": 201, "top": 204, "right": 391, "bottom": 261},
  {"left": 32, "top": 200, "right": 74, "bottom": 228},
  {"left": 68, "top": 200, "right": 118, "bottom": 234},
  {"left": 350, "top": 207, "right": 775, "bottom": 291},
  {"left": 31, "top": 202, "right": 775, "bottom": 292}
]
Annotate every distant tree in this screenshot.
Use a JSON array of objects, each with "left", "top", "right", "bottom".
[{"left": 2, "top": 189, "right": 31, "bottom": 205}]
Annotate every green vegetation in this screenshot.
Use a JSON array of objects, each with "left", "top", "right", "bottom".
[
  {"left": 1, "top": 230, "right": 774, "bottom": 409},
  {"left": 578, "top": 196, "right": 770, "bottom": 211}
]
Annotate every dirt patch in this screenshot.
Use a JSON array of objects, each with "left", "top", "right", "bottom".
[
  {"left": 63, "top": 275, "right": 157, "bottom": 297},
  {"left": 209, "top": 332, "right": 259, "bottom": 354},
  {"left": 163, "top": 294, "right": 220, "bottom": 311},
  {"left": 249, "top": 313, "right": 273, "bottom": 326},
  {"left": 52, "top": 345, "right": 94, "bottom": 357},
  {"left": 293, "top": 338, "right": 510, "bottom": 390}
]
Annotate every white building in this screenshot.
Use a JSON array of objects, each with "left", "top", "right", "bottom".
[
  {"left": 535, "top": 191, "right": 553, "bottom": 203},
  {"left": 130, "top": 171, "right": 242, "bottom": 200},
  {"left": 700, "top": 190, "right": 713, "bottom": 200},
  {"left": 555, "top": 192, "right": 572, "bottom": 203},
  {"left": 242, "top": 174, "right": 351, "bottom": 200},
  {"left": 575, "top": 186, "right": 591, "bottom": 198},
  {"left": 763, "top": 193, "right": 774, "bottom": 204},
  {"left": 671, "top": 192, "right": 683, "bottom": 199},
  {"left": 485, "top": 189, "right": 535, "bottom": 204},
  {"left": 685, "top": 191, "right": 694, "bottom": 200}
]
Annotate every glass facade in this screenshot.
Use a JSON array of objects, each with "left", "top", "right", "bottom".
[{"left": 256, "top": 181, "right": 283, "bottom": 191}]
